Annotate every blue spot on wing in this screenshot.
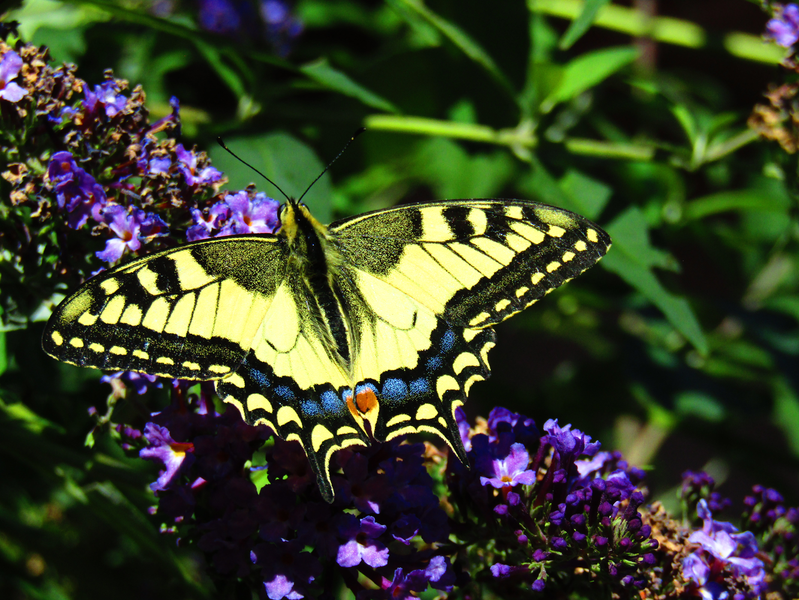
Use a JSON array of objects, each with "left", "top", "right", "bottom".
[
  {"left": 441, "top": 329, "right": 456, "bottom": 352},
  {"left": 321, "top": 390, "right": 345, "bottom": 413},
  {"left": 274, "top": 386, "right": 296, "bottom": 401},
  {"left": 410, "top": 378, "right": 430, "bottom": 395},
  {"left": 382, "top": 378, "right": 409, "bottom": 402},
  {"left": 301, "top": 400, "right": 321, "bottom": 416},
  {"left": 426, "top": 356, "right": 443, "bottom": 372}
]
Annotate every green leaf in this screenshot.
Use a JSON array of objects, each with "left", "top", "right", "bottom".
[
  {"left": 209, "top": 132, "right": 333, "bottom": 223},
  {"left": 541, "top": 46, "right": 638, "bottom": 113},
  {"left": 559, "top": 0, "right": 612, "bottom": 50},
  {"left": 675, "top": 391, "right": 726, "bottom": 422},
  {"left": 558, "top": 169, "right": 611, "bottom": 220},
  {"left": 388, "top": 0, "right": 515, "bottom": 97},
  {"left": 300, "top": 58, "right": 399, "bottom": 113},
  {"left": 522, "top": 158, "right": 608, "bottom": 219},
  {"left": 603, "top": 207, "right": 708, "bottom": 354},
  {"left": 412, "top": 138, "right": 515, "bottom": 199}
]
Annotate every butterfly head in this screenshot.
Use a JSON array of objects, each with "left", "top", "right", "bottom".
[{"left": 278, "top": 198, "right": 328, "bottom": 244}]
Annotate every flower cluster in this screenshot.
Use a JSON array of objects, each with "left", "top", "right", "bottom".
[
  {"left": 682, "top": 499, "right": 766, "bottom": 599},
  {"left": 187, "top": 187, "right": 279, "bottom": 240},
  {"left": 122, "top": 381, "right": 457, "bottom": 599},
  {"left": 741, "top": 485, "right": 799, "bottom": 597},
  {"left": 447, "top": 408, "right": 656, "bottom": 595}
]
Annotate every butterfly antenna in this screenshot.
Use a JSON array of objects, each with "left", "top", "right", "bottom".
[
  {"left": 297, "top": 127, "right": 366, "bottom": 203},
  {"left": 216, "top": 137, "right": 292, "bottom": 203}
]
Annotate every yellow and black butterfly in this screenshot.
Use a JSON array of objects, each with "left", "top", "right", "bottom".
[{"left": 43, "top": 196, "right": 610, "bottom": 501}]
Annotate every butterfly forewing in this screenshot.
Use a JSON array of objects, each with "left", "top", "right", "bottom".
[
  {"left": 330, "top": 199, "right": 610, "bottom": 330},
  {"left": 43, "top": 236, "right": 287, "bottom": 380}
]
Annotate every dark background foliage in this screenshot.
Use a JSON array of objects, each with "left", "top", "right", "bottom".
[{"left": 2, "top": 0, "right": 798, "bottom": 597}]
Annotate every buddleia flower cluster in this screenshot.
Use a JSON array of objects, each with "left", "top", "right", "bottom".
[{"left": 5, "top": 30, "right": 799, "bottom": 600}]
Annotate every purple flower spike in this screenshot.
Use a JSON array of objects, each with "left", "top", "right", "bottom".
[
  {"left": 478, "top": 442, "right": 536, "bottom": 489},
  {"left": 767, "top": 4, "right": 799, "bottom": 48},
  {"left": 0, "top": 51, "right": 27, "bottom": 103},
  {"left": 336, "top": 514, "right": 389, "bottom": 568},
  {"left": 47, "top": 151, "right": 108, "bottom": 229}
]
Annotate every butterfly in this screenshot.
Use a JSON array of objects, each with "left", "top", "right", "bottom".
[{"left": 43, "top": 197, "right": 610, "bottom": 501}]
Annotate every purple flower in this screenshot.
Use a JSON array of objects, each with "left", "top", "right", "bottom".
[
  {"left": 47, "top": 151, "right": 108, "bottom": 229},
  {"left": 767, "top": 3, "right": 799, "bottom": 48},
  {"left": 251, "top": 541, "right": 321, "bottom": 600},
  {"left": 95, "top": 205, "right": 169, "bottom": 263},
  {"left": 0, "top": 50, "right": 27, "bottom": 103},
  {"left": 477, "top": 442, "right": 536, "bottom": 489},
  {"left": 148, "top": 156, "right": 171, "bottom": 175},
  {"left": 543, "top": 419, "right": 601, "bottom": 464},
  {"left": 336, "top": 514, "right": 389, "bottom": 568},
  {"left": 140, "top": 423, "right": 195, "bottom": 492},
  {"left": 84, "top": 81, "right": 127, "bottom": 118},
  {"left": 226, "top": 191, "right": 280, "bottom": 234},
  {"left": 176, "top": 143, "right": 223, "bottom": 186},
  {"left": 682, "top": 500, "right": 766, "bottom": 597}
]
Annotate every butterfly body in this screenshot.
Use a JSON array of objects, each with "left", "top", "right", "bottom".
[{"left": 43, "top": 198, "right": 610, "bottom": 501}]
